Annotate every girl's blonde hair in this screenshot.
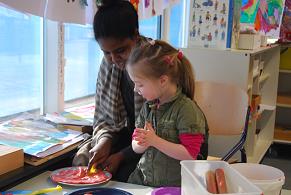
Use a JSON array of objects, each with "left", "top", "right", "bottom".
[{"left": 126, "top": 40, "right": 195, "bottom": 100}]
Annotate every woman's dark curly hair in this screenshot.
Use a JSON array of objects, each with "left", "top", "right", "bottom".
[{"left": 93, "top": 0, "right": 139, "bottom": 41}]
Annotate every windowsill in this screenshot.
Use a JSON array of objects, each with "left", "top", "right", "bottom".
[{"left": 65, "top": 95, "right": 95, "bottom": 109}]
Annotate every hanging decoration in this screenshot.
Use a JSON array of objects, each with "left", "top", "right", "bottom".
[
  {"left": 130, "top": 0, "right": 139, "bottom": 11},
  {"left": 279, "top": 0, "right": 291, "bottom": 42},
  {"left": 0, "top": 0, "right": 97, "bottom": 25},
  {"left": 136, "top": 0, "right": 180, "bottom": 19},
  {"left": 0, "top": 0, "right": 180, "bottom": 23}
]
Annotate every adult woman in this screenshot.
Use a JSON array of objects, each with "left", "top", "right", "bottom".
[{"left": 72, "top": 0, "right": 146, "bottom": 181}]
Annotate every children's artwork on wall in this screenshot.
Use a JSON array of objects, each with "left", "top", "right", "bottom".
[
  {"left": 240, "top": 0, "right": 260, "bottom": 23},
  {"left": 240, "top": 0, "right": 285, "bottom": 38},
  {"left": 254, "top": 0, "right": 285, "bottom": 38},
  {"left": 279, "top": 0, "right": 291, "bottom": 42},
  {"left": 137, "top": 0, "right": 180, "bottom": 19},
  {"left": 187, "top": 0, "right": 240, "bottom": 49}
]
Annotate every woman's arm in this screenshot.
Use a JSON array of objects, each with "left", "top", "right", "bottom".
[{"left": 87, "top": 59, "right": 124, "bottom": 170}]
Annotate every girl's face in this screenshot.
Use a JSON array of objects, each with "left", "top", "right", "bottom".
[
  {"left": 127, "top": 65, "right": 162, "bottom": 101},
  {"left": 98, "top": 37, "right": 137, "bottom": 69}
]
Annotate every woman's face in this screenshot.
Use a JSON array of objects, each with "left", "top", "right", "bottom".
[{"left": 98, "top": 37, "right": 137, "bottom": 69}]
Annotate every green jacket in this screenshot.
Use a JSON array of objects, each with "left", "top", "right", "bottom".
[{"left": 128, "top": 89, "right": 208, "bottom": 187}]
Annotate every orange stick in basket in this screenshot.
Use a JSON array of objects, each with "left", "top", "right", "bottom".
[
  {"left": 215, "top": 168, "right": 228, "bottom": 194},
  {"left": 206, "top": 170, "right": 218, "bottom": 194}
]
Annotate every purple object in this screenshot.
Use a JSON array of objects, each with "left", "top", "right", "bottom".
[{"left": 151, "top": 187, "right": 181, "bottom": 195}]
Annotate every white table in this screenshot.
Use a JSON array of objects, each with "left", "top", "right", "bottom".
[
  {"left": 9, "top": 171, "right": 291, "bottom": 195},
  {"left": 9, "top": 171, "right": 153, "bottom": 195}
]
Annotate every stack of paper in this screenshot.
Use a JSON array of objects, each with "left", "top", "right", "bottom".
[
  {"left": 0, "top": 114, "right": 83, "bottom": 158},
  {"left": 45, "top": 103, "right": 95, "bottom": 127}
]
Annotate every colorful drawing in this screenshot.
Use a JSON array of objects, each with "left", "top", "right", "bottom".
[
  {"left": 241, "top": 0, "right": 285, "bottom": 38},
  {"left": 279, "top": 0, "right": 291, "bottom": 42},
  {"left": 188, "top": 0, "right": 239, "bottom": 49},
  {"left": 130, "top": 0, "right": 139, "bottom": 11},
  {"left": 255, "top": 0, "right": 285, "bottom": 37},
  {"left": 202, "top": 0, "right": 213, "bottom": 6},
  {"left": 213, "top": 14, "right": 218, "bottom": 24},
  {"left": 241, "top": 0, "right": 260, "bottom": 23}
]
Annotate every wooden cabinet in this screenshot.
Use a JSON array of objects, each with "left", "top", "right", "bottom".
[
  {"left": 182, "top": 45, "right": 280, "bottom": 163},
  {"left": 274, "top": 46, "right": 291, "bottom": 143}
]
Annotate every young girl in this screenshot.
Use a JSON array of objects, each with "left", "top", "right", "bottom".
[{"left": 126, "top": 40, "right": 208, "bottom": 187}]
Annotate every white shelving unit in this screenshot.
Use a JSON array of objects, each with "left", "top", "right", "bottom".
[
  {"left": 182, "top": 45, "right": 280, "bottom": 163},
  {"left": 274, "top": 46, "right": 291, "bottom": 144}
]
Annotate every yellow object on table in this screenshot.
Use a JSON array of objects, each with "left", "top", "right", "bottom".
[{"left": 28, "top": 185, "right": 62, "bottom": 195}]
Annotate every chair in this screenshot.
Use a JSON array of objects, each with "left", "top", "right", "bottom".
[{"left": 194, "top": 81, "right": 251, "bottom": 162}]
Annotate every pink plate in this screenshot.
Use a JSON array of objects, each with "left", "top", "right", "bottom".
[{"left": 50, "top": 166, "right": 112, "bottom": 186}]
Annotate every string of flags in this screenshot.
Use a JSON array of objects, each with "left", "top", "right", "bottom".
[{"left": 0, "top": 0, "right": 180, "bottom": 24}]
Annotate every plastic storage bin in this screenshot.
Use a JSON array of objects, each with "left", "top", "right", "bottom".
[
  {"left": 180, "top": 160, "right": 262, "bottom": 195},
  {"left": 238, "top": 34, "right": 261, "bottom": 50},
  {"left": 231, "top": 163, "right": 285, "bottom": 195}
]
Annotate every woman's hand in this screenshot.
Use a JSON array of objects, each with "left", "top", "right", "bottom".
[
  {"left": 102, "top": 151, "right": 124, "bottom": 174},
  {"left": 87, "top": 137, "right": 112, "bottom": 172},
  {"left": 134, "top": 122, "right": 158, "bottom": 148}
]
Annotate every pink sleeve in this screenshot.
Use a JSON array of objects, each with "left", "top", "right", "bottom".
[{"left": 179, "top": 133, "right": 204, "bottom": 159}]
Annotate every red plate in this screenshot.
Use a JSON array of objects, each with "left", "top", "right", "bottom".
[{"left": 50, "top": 166, "right": 112, "bottom": 186}]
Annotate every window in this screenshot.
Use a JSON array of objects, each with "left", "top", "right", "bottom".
[
  {"left": 140, "top": 16, "right": 160, "bottom": 39},
  {"left": 169, "top": 0, "right": 186, "bottom": 47},
  {"left": 64, "top": 16, "right": 160, "bottom": 105},
  {"left": 0, "top": 6, "right": 42, "bottom": 118},
  {"left": 64, "top": 24, "right": 101, "bottom": 104},
  {"left": 0, "top": 5, "right": 162, "bottom": 118}
]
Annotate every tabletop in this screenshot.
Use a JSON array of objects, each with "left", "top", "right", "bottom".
[
  {"left": 9, "top": 171, "right": 153, "bottom": 195},
  {"left": 7, "top": 171, "right": 291, "bottom": 195}
]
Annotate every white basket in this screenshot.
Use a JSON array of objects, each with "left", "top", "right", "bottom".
[
  {"left": 180, "top": 160, "right": 262, "bottom": 195},
  {"left": 231, "top": 163, "right": 285, "bottom": 195}
]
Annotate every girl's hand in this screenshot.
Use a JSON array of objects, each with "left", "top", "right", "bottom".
[{"left": 134, "top": 122, "right": 158, "bottom": 148}]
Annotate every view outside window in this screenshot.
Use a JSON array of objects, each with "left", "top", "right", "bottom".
[
  {"left": 0, "top": 5, "right": 161, "bottom": 117},
  {"left": 169, "top": 0, "right": 185, "bottom": 48},
  {"left": 0, "top": 6, "right": 42, "bottom": 118},
  {"left": 64, "top": 16, "right": 160, "bottom": 102},
  {"left": 64, "top": 24, "right": 101, "bottom": 102},
  {"left": 140, "top": 16, "right": 159, "bottom": 40}
]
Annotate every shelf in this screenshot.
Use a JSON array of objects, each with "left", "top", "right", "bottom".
[
  {"left": 259, "top": 73, "right": 270, "bottom": 84},
  {"left": 280, "top": 43, "right": 291, "bottom": 48},
  {"left": 247, "top": 140, "right": 273, "bottom": 163},
  {"left": 253, "top": 69, "right": 260, "bottom": 79},
  {"left": 277, "top": 92, "right": 291, "bottom": 108},
  {"left": 247, "top": 84, "right": 252, "bottom": 91},
  {"left": 279, "top": 69, "right": 291, "bottom": 74},
  {"left": 257, "top": 104, "right": 276, "bottom": 115},
  {"left": 274, "top": 126, "right": 291, "bottom": 143},
  {"left": 231, "top": 44, "right": 280, "bottom": 56}
]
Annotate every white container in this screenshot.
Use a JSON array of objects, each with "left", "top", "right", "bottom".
[
  {"left": 180, "top": 160, "right": 262, "bottom": 195},
  {"left": 238, "top": 34, "right": 261, "bottom": 50},
  {"left": 260, "top": 35, "right": 268, "bottom": 47},
  {"left": 231, "top": 163, "right": 285, "bottom": 195},
  {"left": 132, "top": 140, "right": 146, "bottom": 153}
]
